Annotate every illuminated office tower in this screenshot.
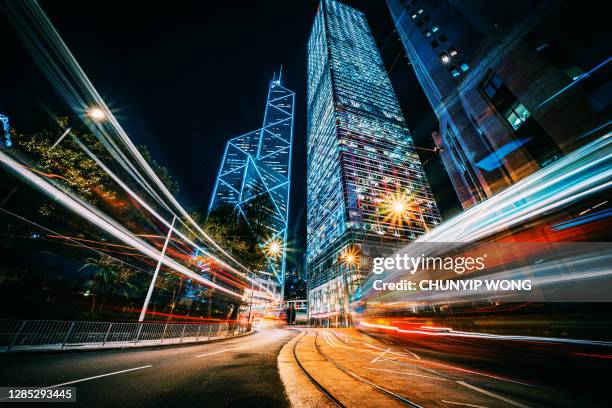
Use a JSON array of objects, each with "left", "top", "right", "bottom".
[
  {"left": 306, "top": 0, "right": 441, "bottom": 324},
  {"left": 209, "top": 74, "right": 294, "bottom": 292},
  {"left": 0, "top": 113, "right": 11, "bottom": 147}
]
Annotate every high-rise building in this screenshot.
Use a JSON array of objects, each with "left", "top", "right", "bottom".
[
  {"left": 0, "top": 113, "right": 11, "bottom": 147},
  {"left": 306, "top": 0, "right": 441, "bottom": 325},
  {"left": 209, "top": 74, "right": 294, "bottom": 293},
  {"left": 387, "top": 0, "right": 610, "bottom": 209}
]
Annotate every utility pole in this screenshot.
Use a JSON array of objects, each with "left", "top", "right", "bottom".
[{"left": 139, "top": 215, "right": 176, "bottom": 322}]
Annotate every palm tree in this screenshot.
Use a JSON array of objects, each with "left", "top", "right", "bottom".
[{"left": 79, "top": 255, "right": 139, "bottom": 317}]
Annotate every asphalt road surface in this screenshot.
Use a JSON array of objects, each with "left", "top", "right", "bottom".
[
  {"left": 1, "top": 327, "right": 610, "bottom": 407},
  {"left": 0, "top": 328, "right": 297, "bottom": 408}
]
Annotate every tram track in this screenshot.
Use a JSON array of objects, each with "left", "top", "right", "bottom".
[{"left": 291, "top": 329, "right": 423, "bottom": 408}]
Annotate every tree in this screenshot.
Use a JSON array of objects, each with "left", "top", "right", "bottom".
[
  {"left": 79, "top": 255, "right": 140, "bottom": 317},
  {"left": 12, "top": 117, "right": 118, "bottom": 212},
  {"left": 137, "top": 145, "right": 180, "bottom": 197}
]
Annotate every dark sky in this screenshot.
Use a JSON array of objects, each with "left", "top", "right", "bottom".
[{"left": 0, "top": 0, "right": 460, "bottom": 270}]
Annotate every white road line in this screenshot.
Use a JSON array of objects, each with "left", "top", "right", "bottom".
[
  {"left": 364, "top": 342, "right": 386, "bottom": 351},
  {"left": 402, "top": 348, "right": 421, "bottom": 360},
  {"left": 365, "top": 367, "right": 448, "bottom": 381},
  {"left": 195, "top": 345, "right": 247, "bottom": 358},
  {"left": 45, "top": 365, "right": 153, "bottom": 388},
  {"left": 441, "top": 400, "right": 490, "bottom": 408},
  {"left": 456, "top": 381, "right": 532, "bottom": 408},
  {"left": 370, "top": 347, "right": 392, "bottom": 363}
]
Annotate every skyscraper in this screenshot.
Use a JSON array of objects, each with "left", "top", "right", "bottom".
[
  {"left": 0, "top": 113, "right": 11, "bottom": 148},
  {"left": 209, "top": 74, "right": 294, "bottom": 293},
  {"left": 306, "top": 0, "right": 441, "bottom": 325},
  {"left": 387, "top": 0, "right": 610, "bottom": 209}
]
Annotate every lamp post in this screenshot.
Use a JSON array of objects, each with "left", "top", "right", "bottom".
[
  {"left": 139, "top": 215, "right": 176, "bottom": 322},
  {"left": 339, "top": 246, "right": 360, "bottom": 328}
]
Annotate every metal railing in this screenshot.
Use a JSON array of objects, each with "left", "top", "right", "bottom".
[{"left": 0, "top": 319, "right": 250, "bottom": 352}]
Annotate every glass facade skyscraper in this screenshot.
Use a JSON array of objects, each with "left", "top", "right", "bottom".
[
  {"left": 306, "top": 0, "right": 441, "bottom": 322},
  {"left": 209, "top": 75, "right": 294, "bottom": 290}
]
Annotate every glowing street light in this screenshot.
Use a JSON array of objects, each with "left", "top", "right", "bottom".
[
  {"left": 381, "top": 187, "right": 430, "bottom": 232},
  {"left": 340, "top": 246, "right": 360, "bottom": 268},
  {"left": 265, "top": 239, "right": 283, "bottom": 258},
  {"left": 440, "top": 54, "right": 451, "bottom": 65},
  {"left": 87, "top": 107, "right": 106, "bottom": 121}
]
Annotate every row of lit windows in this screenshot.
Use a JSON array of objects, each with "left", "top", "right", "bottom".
[{"left": 405, "top": 2, "right": 471, "bottom": 81}]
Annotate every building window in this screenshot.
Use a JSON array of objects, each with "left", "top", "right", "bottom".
[
  {"left": 418, "top": 8, "right": 424, "bottom": 14},
  {"left": 482, "top": 72, "right": 505, "bottom": 99},
  {"left": 448, "top": 47, "right": 458, "bottom": 56},
  {"left": 431, "top": 25, "right": 439, "bottom": 32},
  {"left": 480, "top": 70, "right": 562, "bottom": 168},
  {"left": 439, "top": 34, "right": 448, "bottom": 43},
  {"left": 424, "top": 31, "right": 431, "bottom": 37},
  {"left": 505, "top": 102, "right": 531, "bottom": 130},
  {"left": 460, "top": 63, "right": 469, "bottom": 71},
  {"left": 451, "top": 68, "right": 460, "bottom": 77},
  {"left": 411, "top": 13, "right": 417, "bottom": 19}
]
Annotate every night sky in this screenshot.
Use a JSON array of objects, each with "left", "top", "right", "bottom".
[{"left": 0, "top": 0, "right": 460, "bottom": 271}]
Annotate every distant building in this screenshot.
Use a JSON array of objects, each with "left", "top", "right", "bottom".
[
  {"left": 0, "top": 113, "right": 11, "bottom": 147},
  {"left": 387, "top": 0, "right": 611, "bottom": 209},
  {"left": 209, "top": 74, "right": 295, "bottom": 294},
  {"left": 306, "top": 0, "right": 441, "bottom": 325}
]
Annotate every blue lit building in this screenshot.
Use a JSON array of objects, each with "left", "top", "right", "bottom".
[
  {"left": 306, "top": 0, "right": 441, "bottom": 324},
  {"left": 209, "top": 74, "right": 295, "bottom": 292},
  {"left": 0, "top": 113, "right": 11, "bottom": 148},
  {"left": 387, "top": 0, "right": 611, "bottom": 209}
]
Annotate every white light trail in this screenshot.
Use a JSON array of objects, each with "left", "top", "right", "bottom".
[
  {"left": 0, "top": 150, "right": 246, "bottom": 300},
  {"left": 1, "top": 0, "right": 257, "bottom": 280},
  {"left": 413, "top": 135, "right": 611, "bottom": 243},
  {"left": 70, "top": 135, "right": 276, "bottom": 299}
]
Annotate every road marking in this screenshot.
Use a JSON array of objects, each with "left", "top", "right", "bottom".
[
  {"left": 371, "top": 347, "right": 392, "bottom": 363},
  {"left": 195, "top": 345, "right": 247, "bottom": 358},
  {"left": 365, "top": 367, "right": 448, "bottom": 381},
  {"left": 426, "top": 361, "right": 534, "bottom": 387},
  {"left": 45, "top": 365, "right": 153, "bottom": 388},
  {"left": 402, "top": 348, "right": 421, "bottom": 360},
  {"left": 441, "top": 400, "right": 489, "bottom": 408},
  {"left": 456, "top": 381, "right": 532, "bottom": 408}
]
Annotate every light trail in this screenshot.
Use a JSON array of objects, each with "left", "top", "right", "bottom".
[
  {"left": 70, "top": 135, "right": 273, "bottom": 297},
  {"left": 0, "top": 150, "right": 247, "bottom": 300},
  {"left": 0, "top": 208, "right": 150, "bottom": 275},
  {"left": 359, "top": 322, "right": 612, "bottom": 347},
  {"left": 413, "top": 135, "right": 611, "bottom": 243},
  {"left": 0, "top": 0, "right": 260, "bottom": 283}
]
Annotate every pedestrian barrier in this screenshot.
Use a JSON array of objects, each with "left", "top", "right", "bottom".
[{"left": 0, "top": 319, "right": 250, "bottom": 352}]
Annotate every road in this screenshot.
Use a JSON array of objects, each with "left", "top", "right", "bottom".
[
  {"left": 290, "top": 328, "right": 611, "bottom": 408},
  {"left": 0, "top": 327, "right": 610, "bottom": 407},
  {"left": 0, "top": 328, "right": 297, "bottom": 407}
]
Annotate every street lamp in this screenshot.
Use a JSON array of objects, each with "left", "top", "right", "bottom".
[
  {"left": 265, "top": 239, "right": 283, "bottom": 259},
  {"left": 381, "top": 187, "right": 430, "bottom": 233},
  {"left": 87, "top": 107, "right": 106, "bottom": 121},
  {"left": 339, "top": 246, "right": 360, "bottom": 327}
]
